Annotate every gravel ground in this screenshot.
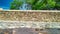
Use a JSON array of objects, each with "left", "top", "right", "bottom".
[{"left": 0, "top": 28, "right": 60, "bottom": 34}]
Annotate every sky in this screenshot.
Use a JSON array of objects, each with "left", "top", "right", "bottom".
[{"left": 0, "top": 0, "right": 13, "bottom": 10}]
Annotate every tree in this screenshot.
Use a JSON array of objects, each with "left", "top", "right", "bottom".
[
  {"left": 10, "top": 0, "right": 60, "bottom": 10},
  {"left": 46, "top": 0, "right": 56, "bottom": 9},
  {"left": 55, "top": 0, "right": 60, "bottom": 10},
  {"left": 26, "top": 0, "right": 56, "bottom": 10},
  {"left": 10, "top": 0, "right": 23, "bottom": 10}
]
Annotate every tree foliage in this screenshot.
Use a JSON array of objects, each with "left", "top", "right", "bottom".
[
  {"left": 10, "top": 0, "right": 60, "bottom": 10},
  {"left": 26, "top": 0, "right": 57, "bottom": 10},
  {"left": 55, "top": 0, "right": 60, "bottom": 10},
  {"left": 10, "top": 0, "right": 23, "bottom": 10}
]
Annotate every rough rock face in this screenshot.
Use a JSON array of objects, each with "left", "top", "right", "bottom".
[
  {"left": 0, "top": 11, "right": 60, "bottom": 34},
  {"left": 0, "top": 11, "right": 60, "bottom": 22}
]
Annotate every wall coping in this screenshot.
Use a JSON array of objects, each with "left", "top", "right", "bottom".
[{"left": 1, "top": 10, "right": 60, "bottom": 12}]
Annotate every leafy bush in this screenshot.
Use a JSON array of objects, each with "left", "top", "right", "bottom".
[
  {"left": 10, "top": 0, "right": 60, "bottom": 10},
  {"left": 26, "top": 0, "right": 56, "bottom": 10},
  {"left": 10, "top": 0, "right": 23, "bottom": 10},
  {"left": 55, "top": 0, "right": 60, "bottom": 10}
]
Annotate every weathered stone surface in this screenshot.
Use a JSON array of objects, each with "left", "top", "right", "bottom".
[
  {"left": 0, "top": 21, "right": 46, "bottom": 29},
  {"left": 0, "top": 21, "right": 60, "bottom": 29},
  {"left": 0, "top": 11, "right": 60, "bottom": 22},
  {"left": 0, "top": 28, "right": 60, "bottom": 34},
  {"left": 0, "top": 11, "right": 60, "bottom": 34}
]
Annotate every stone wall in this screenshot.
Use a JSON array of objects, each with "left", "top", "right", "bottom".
[
  {"left": 0, "top": 10, "right": 60, "bottom": 22},
  {"left": 0, "top": 10, "right": 60, "bottom": 34}
]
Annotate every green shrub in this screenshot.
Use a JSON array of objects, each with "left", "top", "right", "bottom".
[
  {"left": 10, "top": 0, "right": 23, "bottom": 10},
  {"left": 55, "top": 0, "right": 60, "bottom": 10},
  {"left": 26, "top": 0, "right": 56, "bottom": 10},
  {"left": 10, "top": 0, "right": 60, "bottom": 10}
]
